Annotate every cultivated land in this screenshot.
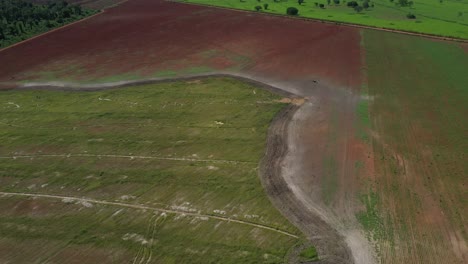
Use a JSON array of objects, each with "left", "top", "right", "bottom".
[
  {"left": 0, "top": 77, "right": 302, "bottom": 263},
  {"left": 0, "top": 0, "right": 467, "bottom": 263},
  {"left": 361, "top": 30, "right": 468, "bottom": 263},
  {"left": 183, "top": 0, "right": 468, "bottom": 39}
]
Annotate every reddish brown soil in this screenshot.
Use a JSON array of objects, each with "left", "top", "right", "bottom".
[{"left": 0, "top": 0, "right": 361, "bottom": 89}]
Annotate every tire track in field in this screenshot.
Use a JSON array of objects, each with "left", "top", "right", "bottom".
[
  {"left": 0, "top": 191, "right": 299, "bottom": 239},
  {"left": 0, "top": 153, "right": 254, "bottom": 164}
]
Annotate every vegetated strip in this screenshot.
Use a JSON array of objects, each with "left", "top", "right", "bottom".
[
  {"left": 0, "top": 153, "right": 254, "bottom": 164},
  {"left": 0, "top": 191, "right": 299, "bottom": 239},
  {"left": 171, "top": 0, "right": 468, "bottom": 43}
]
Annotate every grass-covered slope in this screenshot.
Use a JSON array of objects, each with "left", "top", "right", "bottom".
[
  {"left": 183, "top": 0, "right": 468, "bottom": 39},
  {"left": 0, "top": 77, "right": 302, "bottom": 263}
]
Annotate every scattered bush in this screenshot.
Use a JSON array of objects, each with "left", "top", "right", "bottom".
[
  {"left": 363, "top": 1, "right": 370, "bottom": 9},
  {"left": 354, "top": 5, "right": 363, "bottom": 12},
  {"left": 319, "top": 3, "right": 325, "bottom": 8},
  {"left": 255, "top": 5, "right": 262, "bottom": 11},
  {"left": 263, "top": 3, "right": 269, "bottom": 9},
  {"left": 406, "top": 13, "right": 416, "bottom": 19},
  {"left": 286, "top": 7, "right": 299, "bottom": 15},
  {"left": 347, "top": 1, "right": 358, "bottom": 7}
]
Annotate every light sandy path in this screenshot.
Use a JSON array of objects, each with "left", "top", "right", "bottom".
[{"left": 0, "top": 191, "right": 299, "bottom": 239}]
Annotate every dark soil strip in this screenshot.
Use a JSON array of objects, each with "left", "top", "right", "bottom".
[{"left": 260, "top": 104, "right": 354, "bottom": 264}]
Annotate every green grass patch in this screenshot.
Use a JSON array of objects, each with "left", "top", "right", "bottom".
[
  {"left": 356, "top": 192, "right": 385, "bottom": 241},
  {"left": 0, "top": 77, "right": 303, "bottom": 263},
  {"left": 299, "top": 246, "right": 319, "bottom": 262}
]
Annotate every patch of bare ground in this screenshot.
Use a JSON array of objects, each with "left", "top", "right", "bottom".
[{"left": 261, "top": 89, "right": 375, "bottom": 263}]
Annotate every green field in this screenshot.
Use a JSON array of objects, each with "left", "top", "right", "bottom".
[
  {"left": 358, "top": 30, "right": 467, "bottom": 262},
  {"left": 0, "top": 77, "right": 304, "bottom": 263},
  {"left": 183, "top": 0, "right": 468, "bottom": 39}
]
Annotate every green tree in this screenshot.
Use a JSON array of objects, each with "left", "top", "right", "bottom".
[
  {"left": 363, "top": 1, "right": 370, "bottom": 9},
  {"left": 286, "top": 7, "right": 299, "bottom": 15},
  {"left": 255, "top": 5, "right": 262, "bottom": 11}
]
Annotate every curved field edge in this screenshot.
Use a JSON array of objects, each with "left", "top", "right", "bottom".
[
  {"left": 0, "top": 77, "right": 312, "bottom": 263},
  {"left": 179, "top": 0, "right": 468, "bottom": 41}
]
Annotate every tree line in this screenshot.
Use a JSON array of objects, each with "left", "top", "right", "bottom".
[{"left": 0, "top": 0, "right": 97, "bottom": 48}]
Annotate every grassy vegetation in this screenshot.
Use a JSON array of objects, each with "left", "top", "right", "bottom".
[
  {"left": 356, "top": 192, "right": 385, "bottom": 241},
  {"left": 183, "top": 0, "right": 468, "bottom": 39},
  {"left": 299, "top": 246, "right": 319, "bottom": 261},
  {"left": 362, "top": 29, "right": 467, "bottom": 262},
  {"left": 0, "top": 77, "right": 305, "bottom": 263}
]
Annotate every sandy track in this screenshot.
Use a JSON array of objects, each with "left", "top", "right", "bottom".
[
  {"left": 4, "top": 74, "right": 374, "bottom": 264},
  {"left": 0, "top": 191, "right": 298, "bottom": 239},
  {"left": 260, "top": 104, "right": 355, "bottom": 264}
]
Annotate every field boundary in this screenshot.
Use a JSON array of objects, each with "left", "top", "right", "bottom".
[
  {"left": 170, "top": 0, "right": 468, "bottom": 43},
  {"left": 0, "top": 0, "right": 132, "bottom": 53},
  {"left": 0, "top": 191, "right": 299, "bottom": 239},
  {"left": 9, "top": 73, "right": 299, "bottom": 97},
  {"left": 0, "top": 11, "right": 105, "bottom": 54}
]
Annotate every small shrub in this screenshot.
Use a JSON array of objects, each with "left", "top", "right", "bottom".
[
  {"left": 354, "top": 5, "right": 363, "bottom": 12},
  {"left": 363, "top": 1, "right": 369, "bottom": 8},
  {"left": 255, "top": 5, "right": 262, "bottom": 11},
  {"left": 406, "top": 13, "right": 416, "bottom": 19},
  {"left": 263, "top": 3, "right": 268, "bottom": 9},
  {"left": 347, "top": 1, "right": 358, "bottom": 7},
  {"left": 286, "top": 7, "right": 299, "bottom": 15},
  {"left": 319, "top": 3, "right": 325, "bottom": 8}
]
